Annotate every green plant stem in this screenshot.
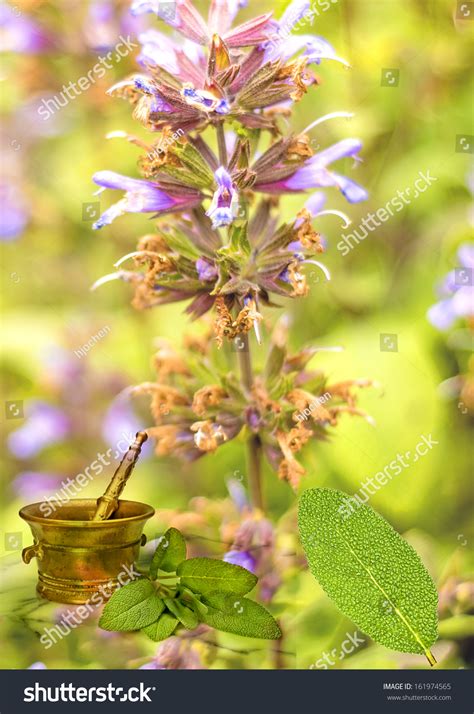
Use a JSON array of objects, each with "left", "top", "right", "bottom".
[
  {"left": 216, "top": 121, "right": 228, "bottom": 167},
  {"left": 425, "top": 649, "right": 437, "bottom": 667},
  {"left": 238, "top": 334, "right": 264, "bottom": 512}
]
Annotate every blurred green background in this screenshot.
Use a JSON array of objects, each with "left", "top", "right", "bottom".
[{"left": 1, "top": 0, "right": 473, "bottom": 670}]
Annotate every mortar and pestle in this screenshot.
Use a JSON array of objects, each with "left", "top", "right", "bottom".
[{"left": 19, "top": 432, "right": 154, "bottom": 604}]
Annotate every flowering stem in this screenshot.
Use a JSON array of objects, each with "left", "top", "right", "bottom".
[
  {"left": 216, "top": 122, "right": 228, "bottom": 167},
  {"left": 238, "top": 334, "right": 264, "bottom": 512}
]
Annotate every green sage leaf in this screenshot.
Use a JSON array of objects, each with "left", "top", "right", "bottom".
[
  {"left": 99, "top": 578, "right": 164, "bottom": 632},
  {"left": 201, "top": 592, "right": 281, "bottom": 640},
  {"left": 164, "top": 597, "right": 199, "bottom": 630},
  {"left": 161, "top": 228, "right": 201, "bottom": 261},
  {"left": 298, "top": 488, "right": 438, "bottom": 661},
  {"left": 143, "top": 613, "right": 178, "bottom": 642},
  {"left": 150, "top": 528, "right": 187, "bottom": 579},
  {"left": 180, "top": 586, "right": 209, "bottom": 617},
  {"left": 177, "top": 557, "right": 257, "bottom": 596}
]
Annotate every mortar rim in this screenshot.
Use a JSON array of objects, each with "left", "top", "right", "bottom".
[{"left": 19, "top": 498, "right": 155, "bottom": 526}]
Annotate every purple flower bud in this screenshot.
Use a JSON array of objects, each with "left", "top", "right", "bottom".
[{"left": 196, "top": 257, "right": 218, "bottom": 282}]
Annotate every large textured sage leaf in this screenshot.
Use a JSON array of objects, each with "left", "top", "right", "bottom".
[
  {"left": 177, "top": 558, "right": 257, "bottom": 596},
  {"left": 298, "top": 488, "right": 438, "bottom": 663},
  {"left": 201, "top": 592, "right": 281, "bottom": 640},
  {"left": 99, "top": 578, "right": 164, "bottom": 632}
]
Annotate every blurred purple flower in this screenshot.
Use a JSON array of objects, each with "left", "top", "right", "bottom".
[
  {"left": 8, "top": 401, "right": 70, "bottom": 459},
  {"left": 41, "top": 346, "right": 83, "bottom": 388},
  {"left": 84, "top": 1, "right": 118, "bottom": 52},
  {"left": 102, "top": 399, "right": 144, "bottom": 450},
  {"left": 139, "top": 637, "right": 201, "bottom": 669},
  {"left": 0, "top": 181, "right": 29, "bottom": 241},
  {"left": 427, "top": 244, "right": 474, "bottom": 330},
  {"left": 223, "top": 549, "right": 257, "bottom": 573},
  {"left": 0, "top": 4, "right": 51, "bottom": 53},
  {"left": 226, "top": 477, "right": 249, "bottom": 512},
  {"left": 12, "top": 471, "right": 65, "bottom": 501},
  {"left": 28, "top": 662, "right": 47, "bottom": 670},
  {"left": 83, "top": 1, "right": 146, "bottom": 52}
]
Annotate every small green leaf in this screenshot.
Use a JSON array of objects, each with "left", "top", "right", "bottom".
[
  {"left": 298, "top": 488, "right": 438, "bottom": 663},
  {"left": 177, "top": 558, "right": 257, "bottom": 596},
  {"left": 161, "top": 528, "right": 187, "bottom": 572},
  {"left": 164, "top": 597, "right": 199, "bottom": 630},
  {"left": 171, "top": 141, "right": 215, "bottom": 188},
  {"left": 99, "top": 578, "right": 164, "bottom": 632},
  {"left": 150, "top": 528, "right": 187, "bottom": 579},
  {"left": 162, "top": 228, "right": 201, "bottom": 261},
  {"left": 201, "top": 592, "right": 281, "bottom": 640},
  {"left": 228, "top": 221, "right": 251, "bottom": 259},
  {"left": 143, "top": 613, "right": 178, "bottom": 642},
  {"left": 180, "top": 586, "right": 209, "bottom": 617}
]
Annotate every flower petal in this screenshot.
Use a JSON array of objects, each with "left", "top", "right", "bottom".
[
  {"left": 427, "top": 299, "right": 455, "bottom": 331},
  {"left": 308, "top": 139, "right": 363, "bottom": 169},
  {"left": 331, "top": 172, "right": 369, "bottom": 203},
  {"left": 223, "top": 13, "right": 277, "bottom": 48},
  {"left": 208, "top": 0, "right": 248, "bottom": 35},
  {"left": 458, "top": 243, "right": 474, "bottom": 270},
  {"left": 304, "top": 191, "right": 326, "bottom": 216},
  {"left": 278, "top": 0, "right": 311, "bottom": 34},
  {"left": 304, "top": 36, "right": 350, "bottom": 68},
  {"left": 92, "top": 172, "right": 201, "bottom": 229}
]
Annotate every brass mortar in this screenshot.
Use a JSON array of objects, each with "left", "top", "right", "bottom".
[{"left": 20, "top": 499, "right": 154, "bottom": 604}]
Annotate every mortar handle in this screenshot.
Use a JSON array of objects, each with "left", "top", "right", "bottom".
[{"left": 22, "top": 542, "right": 44, "bottom": 564}]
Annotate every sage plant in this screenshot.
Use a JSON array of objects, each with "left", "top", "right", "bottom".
[
  {"left": 92, "top": 0, "right": 372, "bottom": 510},
  {"left": 93, "top": 0, "right": 439, "bottom": 664}
]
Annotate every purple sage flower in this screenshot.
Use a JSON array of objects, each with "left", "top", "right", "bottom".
[
  {"left": 206, "top": 167, "right": 239, "bottom": 229},
  {"left": 255, "top": 139, "right": 367, "bottom": 203},
  {"left": 224, "top": 549, "right": 257, "bottom": 573},
  {"left": 92, "top": 171, "right": 203, "bottom": 229},
  {"left": 427, "top": 244, "right": 474, "bottom": 330}
]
